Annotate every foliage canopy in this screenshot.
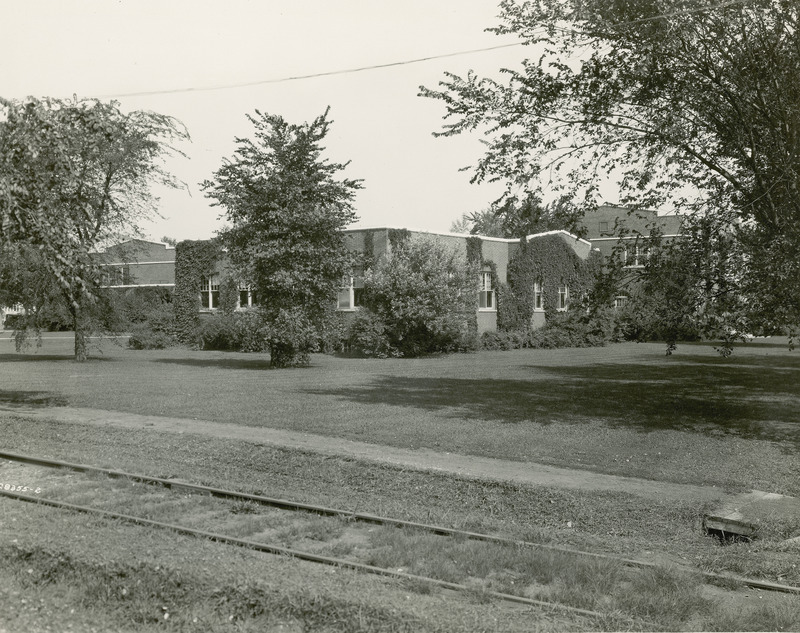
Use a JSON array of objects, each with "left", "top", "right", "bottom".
[
  {"left": 451, "top": 195, "right": 586, "bottom": 238},
  {"left": 202, "top": 108, "right": 361, "bottom": 367},
  {"left": 0, "top": 96, "right": 187, "bottom": 359},
  {"left": 423, "top": 0, "right": 800, "bottom": 337}
]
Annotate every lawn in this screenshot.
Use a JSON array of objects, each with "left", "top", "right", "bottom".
[
  {"left": 2, "top": 334, "right": 800, "bottom": 631},
  {"left": 1, "top": 334, "right": 798, "bottom": 494}
]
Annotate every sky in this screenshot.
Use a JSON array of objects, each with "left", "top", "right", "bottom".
[{"left": 1, "top": 1, "right": 606, "bottom": 242}]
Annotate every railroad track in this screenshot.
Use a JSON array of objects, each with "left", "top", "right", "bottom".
[{"left": 1, "top": 449, "right": 798, "bottom": 625}]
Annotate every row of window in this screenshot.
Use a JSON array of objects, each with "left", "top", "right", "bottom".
[
  {"left": 198, "top": 274, "right": 571, "bottom": 313},
  {"left": 199, "top": 275, "right": 256, "bottom": 310},
  {"left": 480, "top": 275, "right": 568, "bottom": 312}
]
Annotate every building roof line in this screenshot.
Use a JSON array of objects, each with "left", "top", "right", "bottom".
[
  {"left": 97, "top": 260, "right": 176, "bottom": 266},
  {"left": 345, "top": 226, "right": 593, "bottom": 245},
  {"left": 344, "top": 226, "right": 520, "bottom": 243},
  {"left": 524, "top": 229, "right": 592, "bottom": 246}
]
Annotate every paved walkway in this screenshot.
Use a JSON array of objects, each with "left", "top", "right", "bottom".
[
  {"left": 4, "top": 404, "right": 799, "bottom": 536},
  {"left": 1, "top": 404, "right": 732, "bottom": 504},
  {"left": 7, "top": 404, "right": 800, "bottom": 522}
]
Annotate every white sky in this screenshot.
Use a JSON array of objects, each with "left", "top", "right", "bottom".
[{"left": 2, "top": 1, "right": 616, "bottom": 242}]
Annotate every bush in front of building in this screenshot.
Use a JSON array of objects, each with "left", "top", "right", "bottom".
[
  {"left": 112, "top": 287, "right": 174, "bottom": 328},
  {"left": 481, "top": 306, "right": 620, "bottom": 351},
  {"left": 127, "top": 304, "right": 177, "bottom": 350},
  {"left": 346, "top": 311, "right": 400, "bottom": 358},
  {"left": 196, "top": 311, "right": 270, "bottom": 353},
  {"left": 262, "top": 307, "right": 320, "bottom": 367},
  {"left": 614, "top": 291, "right": 701, "bottom": 345},
  {"left": 351, "top": 236, "right": 478, "bottom": 358}
]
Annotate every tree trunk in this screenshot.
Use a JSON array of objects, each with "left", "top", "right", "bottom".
[{"left": 72, "top": 304, "right": 87, "bottom": 362}]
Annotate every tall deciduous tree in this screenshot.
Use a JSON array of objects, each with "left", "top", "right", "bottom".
[
  {"left": 202, "top": 108, "right": 362, "bottom": 368},
  {"left": 422, "top": 0, "right": 800, "bottom": 337},
  {"left": 0, "top": 96, "right": 187, "bottom": 360}
]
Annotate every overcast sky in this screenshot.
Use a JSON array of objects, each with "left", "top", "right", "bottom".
[{"left": 2, "top": 1, "right": 593, "bottom": 242}]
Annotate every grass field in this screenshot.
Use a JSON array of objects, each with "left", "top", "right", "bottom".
[
  {"left": 1, "top": 334, "right": 799, "bottom": 631},
  {"left": 2, "top": 334, "right": 798, "bottom": 493}
]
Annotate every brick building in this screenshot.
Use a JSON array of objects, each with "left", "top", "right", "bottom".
[
  {"left": 89, "top": 205, "right": 678, "bottom": 333},
  {"left": 338, "top": 227, "right": 593, "bottom": 333},
  {"left": 96, "top": 239, "right": 176, "bottom": 288},
  {"left": 580, "top": 204, "right": 683, "bottom": 263},
  {"left": 93, "top": 229, "right": 595, "bottom": 335}
]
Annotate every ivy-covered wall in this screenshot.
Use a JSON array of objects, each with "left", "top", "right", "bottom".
[
  {"left": 500, "top": 234, "right": 600, "bottom": 331},
  {"left": 341, "top": 227, "right": 598, "bottom": 335},
  {"left": 174, "top": 240, "right": 222, "bottom": 343},
  {"left": 387, "top": 228, "right": 411, "bottom": 251}
]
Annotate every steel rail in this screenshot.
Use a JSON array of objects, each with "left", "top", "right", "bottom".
[
  {"left": 0, "top": 488, "right": 613, "bottom": 622},
  {"left": 2, "top": 449, "right": 798, "bottom": 596}
]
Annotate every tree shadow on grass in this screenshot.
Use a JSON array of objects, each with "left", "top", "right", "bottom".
[
  {"left": 0, "top": 389, "right": 68, "bottom": 408},
  {"left": 0, "top": 354, "right": 115, "bottom": 363},
  {"left": 154, "top": 357, "right": 273, "bottom": 371},
  {"left": 304, "top": 358, "right": 800, "bottom": 444}
]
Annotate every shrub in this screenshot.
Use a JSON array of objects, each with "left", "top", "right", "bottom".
[
  {"left": 232, "top": 311, "right": 270, "bottom": 353},
  {"left": 358, "top": 236, "right": 477, "bottom": 357},
  {"left": 127, "top": 325, "right": 175, "bottom": 350},
  {"left": 480, "top": 330, "right": 528, "bottom": 351},
  {"left": 126, "top": 304, "right": 177, "bottom": 350},
  {"left": 198, "top": 314, "right": 239, "bottom": 351},
  {"left": 112, "top": 287, "right": 173, "bottom": 327},
  {"left": 317, "top": 312, "right": 349, "bottom": 355},
  {"left": 481, "top": 308, "right": 618, "bottom": 351},
  {"left": 264, "top": 308, "right": 319, "bottom": 368},
  {"left": 197, "top": 311, "right": 270, "bottom": 353},
  {"left": 616, "top": 291, "right": 701, "bottom": 343},
  {"left": 347, "top": 311, "right": 398, "bottom": 358}
]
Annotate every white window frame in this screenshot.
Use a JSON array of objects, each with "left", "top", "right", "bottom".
[
  {"left": 337, "top": 273, "right": 364, "bottom": 311},
  {"left": 557, "top": 285, "right": 569, "bottom": 311},
  {"left": 237, "top": 283, "right": 256, "bottom": 309},
  {"left": 200, "top": 274, "right": 220, "bottom": 310},
  {"left": 533, "top": 282, "right": 544, "bottom": 311},
  {"left": 478, "top": 271, "right": 496, "bottom": 311},
  {"left": 624, "top": 244, "right": 648, "bottom": 268},
  {"left": 614, "top": 295, "right": 629, "bottom": 309}
]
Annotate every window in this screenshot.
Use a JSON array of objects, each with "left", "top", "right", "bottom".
[
  {"left": 614, "top": 295, "right": 628, "bottom": 309},
  {"left": 200, "top": 274, "right": 220, "bottom": 309},
  {"left": 599, "top": 221, "right": 609, "bottom": 233},
  {"left": 624, "top": 244, "right": 648, "bottom": 267},
  {"left": 558, "top": 285, "right": 569, "bottom": 311},
  {"left": 238, "top": 283, "right": 256, "bottom": 309},
  {"left": 337, "top": 271, "right": 364, "bottom": 310},
  {"left": 101, "top": 265, "right": 130, "bottom": 286},
  {"left": 479, "top": 272, "right": 495, "bottom": 310},
  {"left": 534, "top": 282, "right": 543, "bottom": 311}
]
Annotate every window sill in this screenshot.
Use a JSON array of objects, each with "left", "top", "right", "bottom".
[
  {"left": 336, "top": 307, "right": 361, "bottom": 312},
  {"left": 478, "top": 308, "right": 497, "bottom": 313}
]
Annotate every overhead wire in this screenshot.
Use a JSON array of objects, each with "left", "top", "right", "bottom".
[
  {"left": 93, "top": 42, "right": 526, "bottom": 99},
  {"left": 92, "top": 0, "right": 757, "bottom": 100}
]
